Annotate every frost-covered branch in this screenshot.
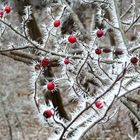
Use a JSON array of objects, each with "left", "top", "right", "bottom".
[{"left": 121, "top": 97, "right": 140, "bottom": 121}]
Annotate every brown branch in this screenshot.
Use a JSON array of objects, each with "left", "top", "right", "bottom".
[
  {"left": 0, "top": 45, "right": 82, "bottom": 59},
  {"left": 10, "top": 51, "right": 36, "bottom": 60},
  {"left": 0, "top": 46, "right": 34, "bottom": 52},
  {"left": 97, "top": 58, "right": 113, "bottom": 81},
  {"left": 0, "top": 52, "right": 32, "bottom": 64}
]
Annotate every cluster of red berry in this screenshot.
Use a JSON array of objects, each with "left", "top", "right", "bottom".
[
  {"left": 38, "top": 22, "right": 139, "bottom": 118},
  {"left": 0, "top": 6, "right": 11, "bottom": 18},
  {"left": 35, "top": 56, "right": 71, "bottom": 93},
  {"left": 42, "top": 101, "right": 104, "bottom": 119},
  {"left": 34, "top": 57, "right": 56, "bottom": 91},
  {"left": 95, "top": 29, "right": 139, "bottom": 65},
  {"left": 95, "top": 29, "right": 108, "bottom": 55},
  {"left": 35, "top": 57, "right": 70, "bottom": 70},
  {"left": 38, "top": 21, "right": 76, "bottom": 118},
  {"left": 94, "top": 28, "right": 138, "bottom": 108},
  {"left": 34, "top": 20, "right": 77, "bottom": 93},
  {"left": 53, "top": 20, "right": 77, "bottom": 44}
]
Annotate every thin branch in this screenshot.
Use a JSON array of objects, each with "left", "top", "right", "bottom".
[
  {"left": 118, "top": 85, "right": 140, "bottom": 98},
  {"left": 0, "top": 52, "right": 32, "bottom": 64},
  {"left": 59, "top": 67, "right": 126, "bottom": 139},
  {"left": 97, "top": 58, "right": 113, "bottom": 81},
  {"left": 52, "top": 109, "right": 66, "bottom": 129},
  {"left": 0, "top": 45, "right": 82, "bottom": 59},
  {"left": 120, "top": 97, "right": 140, "bottom": 121},
  {"left": 87, "top": 62, "right": 106, "bottom": 85},
  {"left": 129, "top": 46, "right": 140, "bottom": 53},
  {"left": 62, "top": 0, "right": 90, "bottom": 40},
  {"left": 125, "top": 15, "right": 140, "bottom": 33},
  {"left": 0, "top": 19, "right": 39, "bottom": 47},
  {"left": 0, "top": 46, "right": 34, "bottom": 52},
  {"left": 79, "top": 79, "right": 123, "bottom": 139},
  {"left": 120, "top": 4, "right": 134, "bottom": 19},
  {"left": 76, "top": 52, "right": 90, "bottom": 95},
  {"left": 82, "top": 0, "right": 111, "bottom": 5},
  {"left": 34, "top": 69, "right": 43, "bottom": 112}
]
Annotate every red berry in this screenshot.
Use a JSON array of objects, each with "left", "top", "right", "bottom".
[
  {"left": 96, "top": 29, "right": 104, "bottom": 38},
  {"left": 95, "top": 48, "right": 102, "bottom": 55},
  {"left": 41, "top": 57, "right": 49, "bottom": 67},
  {"left": 0, "top": 10, "right": 4, "bottom": 18},
  {"left": 103, "top": 48, "right": 111, "bottom": 53},
  {"left": 47, "top": 82, "right": 55, "bottom": 91},
  {"left": 53, "top": 20, "right": 60, "bottom": 27},
  {"left": 95, "top": 101, "right": 104, "bottom": 109},
  {"left": 43, "top": 110, "right": 53, "bottom": 118},
  {"left": 131, "top": 57, "right": 138, "bottom": 65},
  {"left": 4, "top": 6, "right": 11, "bottom": 13},
  {"left": 35, "top": 63, "right": 41, "bottom": 71},
  {"left": 114, "top": 48, "right": 123, "bottom": 56},
  {"left": 64, "top": 58, "right": 70, "bottom": 65},
  {"left": 68, "top": 35, "right": 77, "bottom": 43}
]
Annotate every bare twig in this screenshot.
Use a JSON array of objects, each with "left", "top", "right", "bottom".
[
  {"left": 120, "top": 97, "right": 140, "bottom": 121},
  {"left": 59, "top": 67, "right": 126, "bottom": 139},
  {"left": 97, "top": 58, "right": 113, "bottom": 81},
  {"left": 0, "top": 51, "right": 32, "bottom": 64},
  {"left": 76, "top": 52, "right": 90, "bottom": 95},
  {"left": 0, "top": 19, "right": 39, "bottom": 47},
  {"left": 125, "top": 15, "right": 140, "bottom": 33},
  {"left": 120, "top": 4, "right": 134, "bottom": 19},
  {"left": 34, "top": 69, "right": 43, "bottom": 112}
]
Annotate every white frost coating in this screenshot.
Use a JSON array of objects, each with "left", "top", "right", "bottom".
[
  {"left": 128, "top": 134, "right": 137, "bottom": 140},
  {"left": 30, "top": 0, "right": 140, "bottom": 138},
  {"left": 118, "top": 80, "right": 140, "bottom": 97},
  {"left": 23, "top": 6, "right": 32, "bottom": 21},
  {"left": 109, "top": 0, "right": 129, "bottom": 62},
  {"left": 69, "top": 82, "right": 121, "bottom": 140},
  {"left": 105, "top": 0, "right": 130, "bottom": 77}
]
